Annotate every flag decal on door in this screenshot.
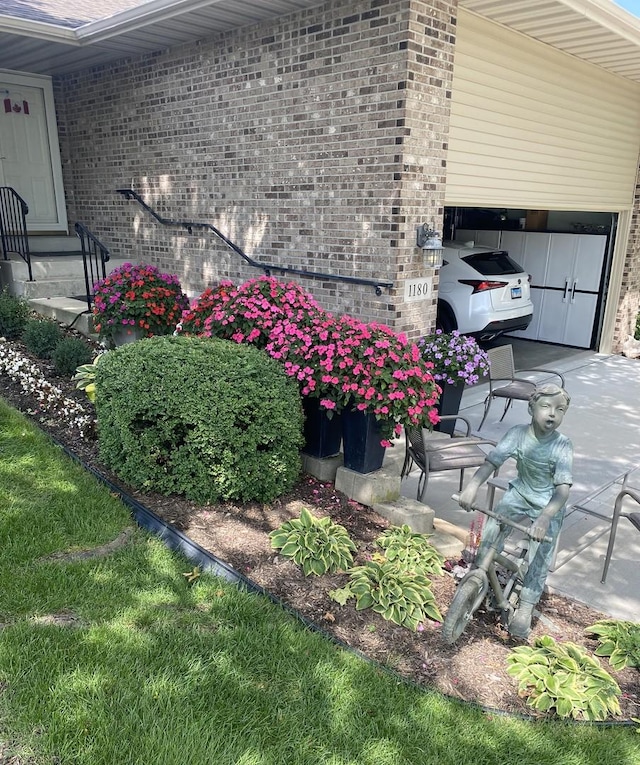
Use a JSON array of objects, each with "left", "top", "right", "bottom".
[{"left": 3, "top": 98, "right": 29, "bottom": 114}]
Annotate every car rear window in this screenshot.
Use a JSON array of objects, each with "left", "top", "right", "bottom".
[{"left": 461, "top": 250, "right": 524, "bottom": 276}]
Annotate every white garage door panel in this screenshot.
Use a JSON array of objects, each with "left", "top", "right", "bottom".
[{"left": 445, "top": 10, "right": 640, "bottom": 211}]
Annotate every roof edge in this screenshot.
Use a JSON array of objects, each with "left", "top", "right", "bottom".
[
  {"left": 0, "top": 14, "right": 79, "bottom": 44},
  {"left": 76, "top": 0, "right": 229, "bottom": 42},
  {"left": 559, "top": 0, "right": 640, "bottom": 44}
]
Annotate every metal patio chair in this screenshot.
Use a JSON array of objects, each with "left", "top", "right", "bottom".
[
  {"left": 478, "top": 344, "right": 566, "bottom": 430},
  {"left": 600, "top": 481, "right": 640, "bottom": 583},
  {"left": 401, "top": 415, "right": 496, "bottom": 503}
]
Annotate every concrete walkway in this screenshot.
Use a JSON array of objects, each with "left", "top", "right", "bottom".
[{"left": 400, "top": 342, "right": 640, "bottom": 622}]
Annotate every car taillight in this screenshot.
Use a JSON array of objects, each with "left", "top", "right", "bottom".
[{"left": 458, "top": 279, "right": 508, "bottom": 294}]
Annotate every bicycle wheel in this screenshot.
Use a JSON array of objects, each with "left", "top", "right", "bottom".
[{"left": 442, "top": 572, "right": 487, "bottom": 644}]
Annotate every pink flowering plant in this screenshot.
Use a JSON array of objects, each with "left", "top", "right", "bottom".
[
  {"left": 327, "top": 317, "right": 440, "bottom": 444},
  {"left": 267, "top": 313, "right": 440, "bottom": 445},
  {"left": 181, "top": 276, "right": 440, "bottom": 446},
  {"left": 178, "top": 276, "right": 326, "bottom": 348},
  {"left": 418, "top": 330, "right": 489, "bottom": 387},
  {"left": 93, "top": 263, "right": 189, "bottom": 343}
]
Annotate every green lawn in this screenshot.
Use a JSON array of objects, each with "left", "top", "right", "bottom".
[{"left": 0, "top": 399, "right": 638, "bottom": 765}]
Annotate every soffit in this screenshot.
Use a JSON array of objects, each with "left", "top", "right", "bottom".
[
  {"left": 1, "top": 0, "right": 640, "bottom": 81},
  {"left": 0, "top": 0, "right": 326, "bottom": 75},
  {"left": 459, "top": 0, "right": 640, "bottom": 82}
]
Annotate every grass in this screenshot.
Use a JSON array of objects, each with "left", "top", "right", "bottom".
[{"left": 0, "top": 399, "right": 638, "bottom": 765}]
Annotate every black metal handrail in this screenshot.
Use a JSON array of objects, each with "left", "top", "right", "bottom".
[
  {"left": 74, "top": 222, "right": 110, "bottom": 312},
  {"left": 0, "top": 186, "right": 32, "bottom": 281},
  {"left": 116, "top": 189, "right": 393, "bottom": 295}
]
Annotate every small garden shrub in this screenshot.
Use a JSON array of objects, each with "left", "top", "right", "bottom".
[
  {"left": 585, "top": 619, "right": 640, "bottom": 671},
  {"left": 506, "top": 635, "right": 621, "bottom": 721},
  {"left": 269, "top": 507, "right": 357, "bottom": 576},
  {"left": 96, "top": 335, "right": 304, "bottom": 503},
  {"left": 22, "top": 318, "right": 62, "bottom": 359},
  {"left": 0, "top": 289, "right": 29, "bottom": 339},
  {"left": 330, "top": 560, "right": 443, "bottom": 630},
  {"left": 374, "top": 524, "right": 445, "bottom": 577},
  {"left": 52, "top": 337, "right": 93, "bottom": 377}
]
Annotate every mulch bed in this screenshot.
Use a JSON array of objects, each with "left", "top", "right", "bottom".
[{"left": 1, "top": 328, "right": 638, "bottom": 722}]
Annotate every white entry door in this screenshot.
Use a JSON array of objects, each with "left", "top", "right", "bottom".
[{"left": 0, "top": 73, "right": 67, "bottom": 231}]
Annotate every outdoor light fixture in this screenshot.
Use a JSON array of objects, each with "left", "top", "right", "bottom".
[{"left": 416, "top": 223, "right": 444, "bottom": 268}]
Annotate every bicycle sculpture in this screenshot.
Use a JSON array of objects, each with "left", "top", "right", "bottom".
[{"left": 443, "top": 383, "right": 573, "bottom": 642}]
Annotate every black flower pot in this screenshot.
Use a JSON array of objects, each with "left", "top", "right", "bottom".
[
  {"left": 433, "top": 381, "right": 465, "bottom": 436},
  {"left": 301, "top": 398, "right": 342, "bottom": 458},
  {"left": 341, "top": 408, "right": 386, "bottom": 474}
]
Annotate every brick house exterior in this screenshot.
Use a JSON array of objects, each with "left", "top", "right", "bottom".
[
  {"left": 54, "top": 0, "right": 455, "bottom": 339},
  {"left": 2, "top": 0, "right": 640, "bottom": 349}
]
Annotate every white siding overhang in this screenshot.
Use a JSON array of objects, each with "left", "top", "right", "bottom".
[{"left": 1, "top": 0, "right": 640, "bottom": 80}]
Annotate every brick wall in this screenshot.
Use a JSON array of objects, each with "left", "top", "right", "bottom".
[
  {"left": 613, "top": 169, "right": 640, "bottom": 353},
  {"left": 56, "top": 0, "right": 457, "bottom": 338}
]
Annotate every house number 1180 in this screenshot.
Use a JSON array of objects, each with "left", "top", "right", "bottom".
[{"left": 404, "top": 278, "right": 432, "bottom": 303}]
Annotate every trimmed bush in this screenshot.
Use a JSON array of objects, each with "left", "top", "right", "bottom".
[
  {"left": 52, "top": 337, "right": 93, "bottom": 377},
  {"left": 96, "top": 335, "right": 304, "bottom": 503},
  {"left": 0, "top": 289, "right": 30, "bottom": 339},
  {"left": 22, "top": 318, "right": 62, "bottom": 359}
]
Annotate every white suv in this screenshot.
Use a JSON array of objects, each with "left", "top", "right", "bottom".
[{"left": 437, "top": 241, "right": 533, "bottom": 340}]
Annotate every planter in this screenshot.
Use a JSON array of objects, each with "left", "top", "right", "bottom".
[
  {"left": 341, "top": 408, "right": 386, "bottom": 474},
  {"left": 434, "top": 381, "right": 465, "bottom": 436},
  {"left": 301, "top": 398, "right": 342, "bottom": 458},
  {"left": 111, "top": 325, "right": 144, "bottom": 348}
]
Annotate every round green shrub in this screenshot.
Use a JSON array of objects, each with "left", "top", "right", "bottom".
[
  {"left": 22, "top": 318, "right": 62, "bottom": 359},
  {"left": 52, "top": 337, "right": 93, "bottom": 377},
  {"left": 95, "top": 335, "right": 304, "bottom": 504},
  {"left": 0, "top": 289, "right": 30, "bottom": 339}
]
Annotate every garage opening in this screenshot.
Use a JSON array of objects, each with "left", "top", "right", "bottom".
[{"left": 442, "top": 207, "right": 617, "bottom": 351}]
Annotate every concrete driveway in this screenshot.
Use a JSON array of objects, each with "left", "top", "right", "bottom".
[{"left": 401, "top": 340, "right": 640, "bottom": 622}]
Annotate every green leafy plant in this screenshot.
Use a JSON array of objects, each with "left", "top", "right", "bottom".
[
  {"left": 52, "top": 337, "right": 93, "bottom": 377},
  {"left": 375, "top": 524, "right": 445, "bottom": 577},
  {"left": 330, "top": 560, "right": 442, "bottom": 630},
  {"left": 585, "top": 619, "right": 640, "bottom": 671},
  {"left": 21, "top": 318, "right": 62, "bottom": 359},
  {"left": 506, "top": 635, "right": 622, "bottom": 721},
  {"left": 0, "top": 288, "right": 30, "bottom": 339},
  {"left": 73, "top": 354, "right": 104, "bottom": 403},
  {"left": 269, "top": 506, "right": 357, "bottom": 576},
  {"left": 95, "top": 335, "right": 303, "bottom": 504}
]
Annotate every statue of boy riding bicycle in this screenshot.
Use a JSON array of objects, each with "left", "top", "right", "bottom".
[{"left": 454, "top": 383, "right": 573, "bottom": 640}]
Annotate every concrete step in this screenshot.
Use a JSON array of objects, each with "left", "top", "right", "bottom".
[
  {"left": 16, "top": 277, "right": 90, "bottom": 300},
  {"left": 3, "top": 254, "right": 86, "bottom": 280},
  {"left": 28, "top": 235, "right": 82, "bottom": 253},
  {"left": 1, "top": 255, "right": 130, "bottom": 287},
  {"left": 28, "top": 296, "right": 96, "bottom": 337}
]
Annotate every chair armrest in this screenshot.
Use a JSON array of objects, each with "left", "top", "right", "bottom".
[
  {"left": 424, "top": 437, "right": 496, "bottom": 454},
  {"left": 437, "top": 414, "right": 473, "bottom": 435},
  {"left": 515, "top": 368, "right": 565, "bottom": 386},
  {"left": 616, "top": 487, "right": 640, "bottom": 507}
]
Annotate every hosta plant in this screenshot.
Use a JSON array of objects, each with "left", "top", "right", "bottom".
[
  {"left": 585, "top": 619, "right": 640, "bottom": 671},
  {"left": 329, "top": 560, "right": 442, "bottom": 630},
  {"left": 73, "top": 354, "right": 105, "bottom": 403},
  {"left": 506, "top": 635, "right": 622, "bottom": 721},
  {"left": 375, "top": 524, "right": 445, "bottom": 577},
  {"left": 269, "top": 507, "right": 357, "bottom": 576}
]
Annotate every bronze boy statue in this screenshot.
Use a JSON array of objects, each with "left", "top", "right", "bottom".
[{"left": 458, "top": 383, "right": 573, "bottom": 638}]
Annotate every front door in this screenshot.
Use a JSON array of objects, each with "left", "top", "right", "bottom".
[{"left": 0, "top": 72, "right": 67, "bottom": 231}]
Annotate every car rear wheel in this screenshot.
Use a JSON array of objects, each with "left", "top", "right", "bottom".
[{"left": 436, "top": 301, "right": 457, "bottom": 333}]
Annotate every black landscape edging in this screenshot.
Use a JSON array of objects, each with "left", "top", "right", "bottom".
[{"left": 47, "top": 434, "right": 637, "bottom": 729}]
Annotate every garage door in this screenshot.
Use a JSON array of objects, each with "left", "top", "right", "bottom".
[{"left": 445, "top": 10, "right": 640, "bottom": 211}]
